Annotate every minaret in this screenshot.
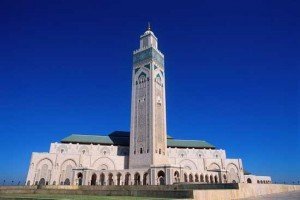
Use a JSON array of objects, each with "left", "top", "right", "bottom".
[{"left": 129, "top": 25, "right": 168, "bottom": 168}]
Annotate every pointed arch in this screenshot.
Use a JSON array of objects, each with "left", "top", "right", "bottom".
[
  {"left": 179, "top": 159, "right": 198, "bottom": 171},
  {"left": 92, "top": 157, "right": 115, "bottom": 170}
]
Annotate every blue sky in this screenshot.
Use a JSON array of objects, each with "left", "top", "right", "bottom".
[{"left": 0, "top": 0, "right": 299, "bottom": 184}]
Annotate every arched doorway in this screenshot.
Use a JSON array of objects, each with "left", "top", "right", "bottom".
[
  {"left": 214, "top": 175, "right": 218, "bottom": 183},
  {"left": 143, "top": 173, "right": 148, "bottom": 185},
  {"left": 174, "top": 171, "right": 180, "bottom": 183},
  {"left": 195, "top": 174, "right": 199, "bottom": 182},
  {"left": 205, "top": 175, "right": 209, "bottom": 183},
  {"left": 108, "top": 173, "right": 113, "bottom": 185},
  {"left": 200, "top": 174, "right": 204, "bottom": 182},
  {"left": 157, "top": 170, "right": 165, "bottom": 185},
  {"left": 125, "top": 173, "right": 131, "bottom": 185},
  {"left": 64, "top": 178, "right": 70, "bottom": 185},
  {"left": 223, "top": 174, "right": 227, "bottom": 183},
  {"left": 134, "top": 173, "right": 141, "bottom": 185},
  {"left": 210, "top": 175, "right": 214, "bottom": 183},
  {"left": 39, "top": 178, "right": 45, "bottom": 186},
  {"left": 247, "top": 178, "right": 252, "bottom": 183},
  {"left": 100, "top": 173, "right": 105, "bottom": 185},
  {"left": 117, "top": 173, "right": 122, "bottom": 185},
  {"left": 184, "top": 173, "right": 188, "bottom": 182},
  {"left": 91, "top": 173, "right": 97, "bottom": 186},
  {"left": 189, "top": 174, "right": 193, "bottom": 182},
  {"left": 77, "top": 173, "right": 83, "bottom": 186}
]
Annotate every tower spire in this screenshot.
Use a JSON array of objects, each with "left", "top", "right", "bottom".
[{"left": 147, "top": 22, "right": 151, "bottom": 31}]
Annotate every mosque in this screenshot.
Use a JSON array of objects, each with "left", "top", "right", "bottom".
[{"left": 26, "top": 25, "right": 271, "bottom": 186}]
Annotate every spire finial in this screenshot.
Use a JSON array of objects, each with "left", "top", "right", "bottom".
[{"left": 147, "top": 22, "right": 151, "bottom": 31}]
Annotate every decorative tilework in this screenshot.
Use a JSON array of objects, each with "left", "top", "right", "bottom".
[
  {"left": 144, "top": 64, "right": 151, "bottom": 70},
  {"left": 133, "top": 47, "right": 164, "bottom": 66},
  {"left": 135, "top": 67, "right": 140, "bottom": 74}
]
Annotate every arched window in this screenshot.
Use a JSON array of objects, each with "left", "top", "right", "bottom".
[{"left": 247, "top": 178, "right": 252, "bottom": 183}]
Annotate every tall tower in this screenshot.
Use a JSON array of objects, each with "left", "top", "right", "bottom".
[{"left": 129, "top": 25, "right": 168, "bottom": 169}]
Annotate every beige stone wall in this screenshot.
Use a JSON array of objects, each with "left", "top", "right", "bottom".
[{"left": 193, "top": 183, "right": 300, "bottom": 200}]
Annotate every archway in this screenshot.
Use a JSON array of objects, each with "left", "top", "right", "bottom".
[
  {"left": 247, "top": 178, "right": 252, "bottom": 183},
  {"left": 195, "top": 174, "right": 199, "bottom": 182},
  {"left": 210, "top": 175, "right": 214, "bottom": 183},
  {"left": 26, "top": 181, "right": 30, "bottom": 186},
  {"left": 108, "top": 173, "right": 113, "bottom": 185},
  {"left": 189, "top": 174, "right": 193, "bottom": 182},
  {"left": 143, "top": 173, "right": 148, "bottom": 185},
  {"left": 214, "top": 175, "right": 218, "bottom": 183},
  {"left": 227, "top": 163, "right": 239, "bottom": 183},
  {"left": 205, "top": 175, "right": 209, "bottom": 183},
  {"left": 77, "top": 173, "right": 83, "bottom": 186},
  {"left": 223, "top": 174, "right": 227, "bottom": 183},
  {"left": 174, "top": 171, "right": 180, "bottom": 183},
  {"left": 100, "top": 173, "right": 105, "bottom": 185},
  {"left": 39, "top": 178, "right": 45, "bottom": 186},
  {"left": 64, "top": 178, "right": 70, "bottom": 185},
  {"left": 200, "top": 174, "right": 204, "bottom": 182},
  {"left": 157, "top": 170, "right": 165, "bottom": 185},
  {"left": 117, "top": 173, "right": 122, "bottom": 185},
  {"left": 184, "top": 173, "right": 188, "bottom": 182},
  {"left": 91, "top": 173, "right": 97, "bottom": 186},
  {"left": 125, "top": 173, "right": 131, "bottom": 185},
  {"left": 134, "top": 173, "right": 141, "bottom": 185}
]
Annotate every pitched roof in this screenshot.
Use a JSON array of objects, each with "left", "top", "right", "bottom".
[{"left": 61, "top": 131, "right": 215, "bottom": 149}]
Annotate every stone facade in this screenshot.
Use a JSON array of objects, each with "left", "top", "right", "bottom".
[{"left": 26, "top": 26, "right": 271, "bottom": 186}]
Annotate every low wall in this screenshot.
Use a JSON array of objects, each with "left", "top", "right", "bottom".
[
  {"left": 1, "top": 184, "right": 299, "bottom": 199},
  {"left": 193, "top": 183, "right": 300, "bottom": 200}
]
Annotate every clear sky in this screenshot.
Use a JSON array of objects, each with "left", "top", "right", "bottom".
[{"left": 0, "top": 0, "right": 299, "bottom": 184}]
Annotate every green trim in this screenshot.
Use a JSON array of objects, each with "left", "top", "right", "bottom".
[
  {"left": 144, "top": 64, "right": 151, "bottom": 70},
  {"left": 138, "top": 72, "right": 147, "bottom": 78},
  {"left": 135, "top": 67, "right": 140, "bottom": 74}
]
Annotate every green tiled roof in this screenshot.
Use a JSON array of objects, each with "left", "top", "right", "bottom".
[
  {"left": 61, "top": 131, "right": 215, "bottom": 149},
  {"left": 244, "top": 169, "right": 251, "bottom": 175},
  {"left": 167, "top": 139, "right": 215, "bottom": 149}
]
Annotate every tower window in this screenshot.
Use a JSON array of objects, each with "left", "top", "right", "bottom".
[
  {"left": 159, "top": 149, "right": 161, "bottom": 154},
  {"left": 140, "top": 148, "right": 143, "bottom": 154},
  {"left": 147, "top": 149, "right": 149, "bottom": 153},
  {"left": 134, "top": 150, "right": 136, "bottom": 154}
]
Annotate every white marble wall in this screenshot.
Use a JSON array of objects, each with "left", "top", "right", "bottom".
[{"left": 26, "top": 142, "right": 270, "bottom": 186}]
